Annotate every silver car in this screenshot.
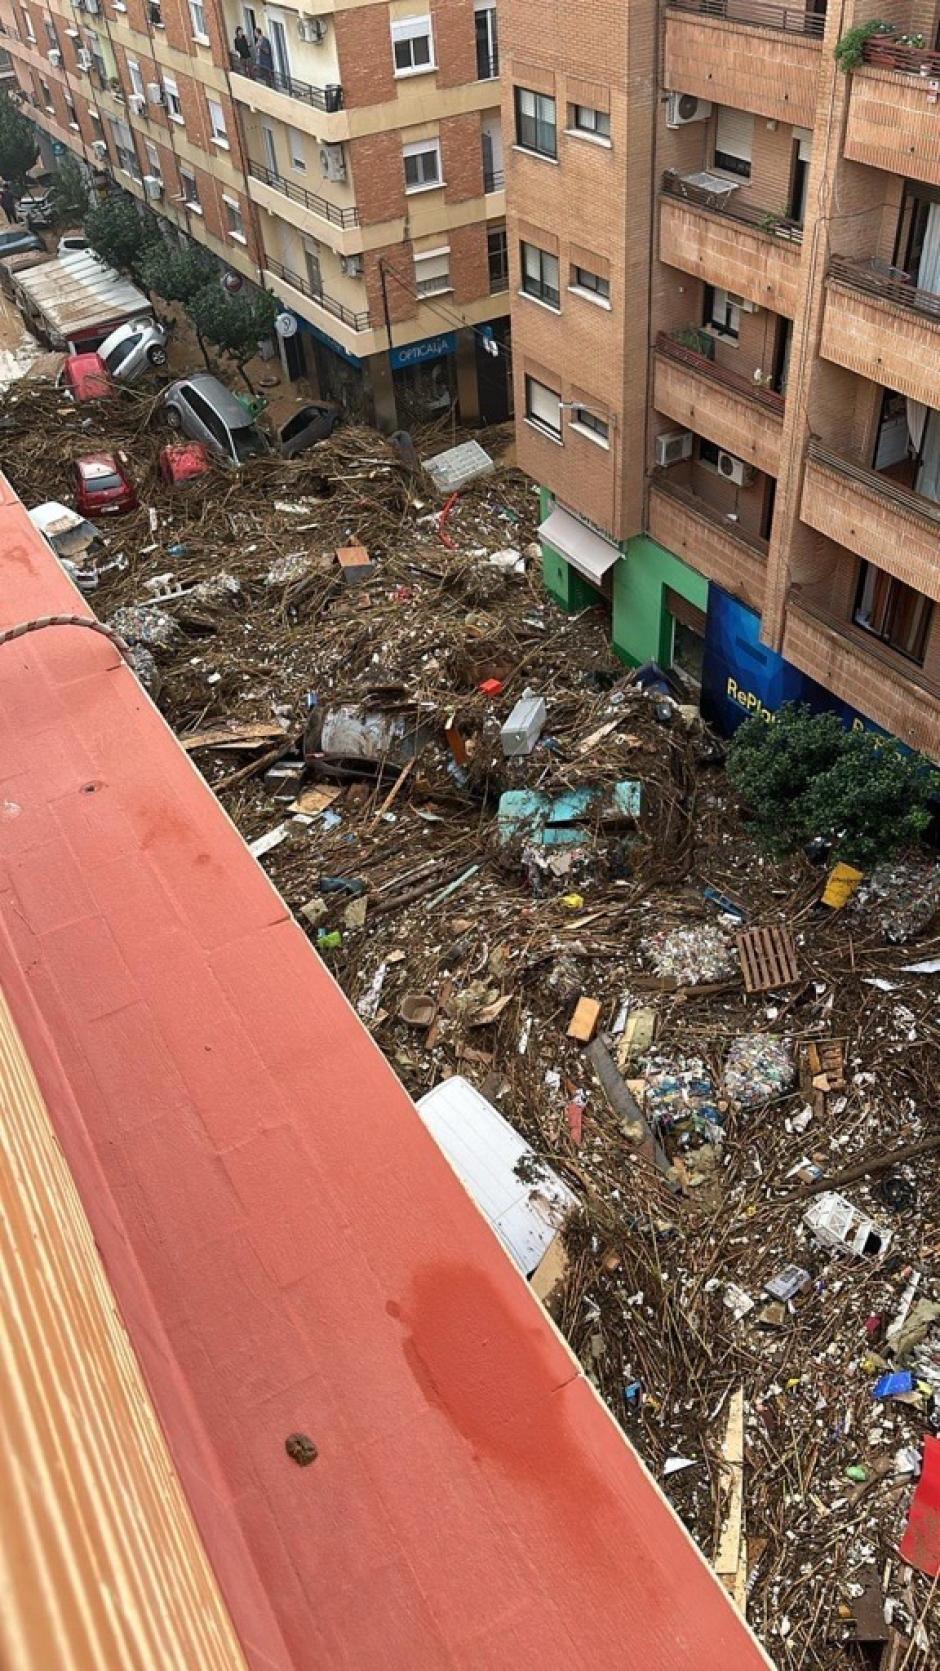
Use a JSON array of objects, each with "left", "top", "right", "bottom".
[
  {"left": 162, "top": 373, "right": 270, "bottom": 466},
  {"left": 99, "top": 317, "right": 168, "bottom": 382}
]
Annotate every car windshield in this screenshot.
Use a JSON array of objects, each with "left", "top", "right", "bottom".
[
  {"left": 85, "top": 469, "right": 124, "bottom": 492},
  {"left": 103, "top": 336, "right": 138, "bottom": 372},
  {"left": 231, "top": 424, "right": 267, "bottom": 462}
]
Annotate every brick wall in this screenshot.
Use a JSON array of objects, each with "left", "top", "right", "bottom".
[
  {"left": 333, "top": 4, "right": 396, "bottom": 109},
  {"left": 364, "top": 242, "right": 416, "bottom": 327},
  {"left": 350, "top": 130, "right": 406, "bottom": 225},
  {"left": 449, "top": 219, "right": 488, "bottom": 303},
  {"left": 441, "top": 111, "right": 483, "bottom": 202},
  {"left": 432, "top": 0, "right": 476, "bottom": 88}
]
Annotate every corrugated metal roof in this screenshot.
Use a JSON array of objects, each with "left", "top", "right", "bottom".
[{"left": 13, "top": 251, "right": 149, "bottom": 335}]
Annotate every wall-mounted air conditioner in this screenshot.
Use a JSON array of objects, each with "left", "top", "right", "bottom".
[
  {"left": 717, "top": 450, "right": 756, "bottom": 486},
  {"left": 143, "top": 173, "right": 162, "bottom": 198},
  {"left": 48, "top": 47, "right": 61, "bottom": 65},
  {"left": 297, "top": 15, "right": 325, "bottom": 42},
  {"left": 655, "top": 429, "right": 693, "bottom": 468},
  {"left": 666, "top": 92, "right": 712, "bottom": 128},
  {"left": 76, "top": 47, "right": 93, "bottom": 69},
  {"left": 340, "top": 253, "right": 363, "bottom": 277},
  {"left": 84, "top": 0, "right": 100, "bottom": 16},
  {"left": 146, "top": 81, "right": 163, "bottom": 104},
  {"left": 319, "top": 141, "right": 345, "bottom": 182},
  {"left": 91, "top": 138, "right": 108, "bottom": 157},
  {"left": 128, "top": 92, "right": 145, "bottom": 114}
]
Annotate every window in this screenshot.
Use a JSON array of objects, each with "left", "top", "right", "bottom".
[
  {"left": 144, "top": 137, "right": 161, "bottom": 178},
  {"left": 179, "top": 165, "right": 201, "bottom": 210},
  {"left": 790, "top": 126, "right": 812, "bottom": 222},
  {"left": 20, "top": 9, "right": 35, "bottom": 44},
  {"left": 515, "top": 87, "right": 556, "bottom": 158},
  {"left": 391, "top": 15, "right": 434, "bottom": 76},
  {"left": 43, "top": 17, "right": 57, "bottom": 48},
  {"left": 488, "top": 226, "right": 508, "bottom": 292},
  {"left": 148, "top": 0, "right": 163, "bottom": 25},
  {"left": 414, "top": 246, "right": 451, "bottom": 295},
  {"left": 571, "top": 264, "right": 610, "bottom": 303},
  {"left": 525, "top": 374, "right": 561, "bottom": 439},
  {"left": 127, "top": 58, "right": 144, "bottom": 98},
  {"left": 520, "top": 241, "right": 560, "bottom": 309},
  {"left": 223, "top": 194, "right": 245, "bottom": 241},
  {"left": 475, "top": 0, "right": 498, "bottom": 79},
  {"left": 39, "top": 77, "right": 53, "bottom": 111},
  {"left": 570, "top": 104, "right": 610, "bottom": 141},
  {"left": 714, "top": 108, "right": 753, "bottom": 179},
  {"left": 188, "top": 0, "right": 209, "bottom": 42},
  {"left": 698, "top": 438, "right": 722, "bottom": 469},
  {"left": 110, "top": 116, "right": 140, "bottom": 178},
  {"left": 65, "top": 94, "right": 79, "bottom": 129},
  {"left": 854, "top": 565, "right": 931, "bottom": 663},
  {"left": 287, "top": 125, "right": 305, "bottom": 171},
  {"left": 571, "top": 407, "right": 610, "bottom": 445},
  {"left": 163, "top": 76, "right": 183, "bottom": 122},
  {"left": 207, "top": 97, "right": 227, "bottom": 145},
  {"left": 704, "top": 284, "right": 740, "bottom": 341},
  {"left": 403, "top": 137, "right": 442, "bottom": 192}
]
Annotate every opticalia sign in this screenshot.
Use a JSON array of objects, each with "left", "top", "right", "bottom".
[{"left": 390, "top": 331, "right": 456, "bottom": 371}]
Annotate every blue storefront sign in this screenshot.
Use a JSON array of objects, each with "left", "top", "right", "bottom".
[
  {"left": 390, "top": 331, "right": 456, "bottom": 371},
  {"left": 701, "top": 587, "right": 880, "bottom": 738},
  {"left": 298, "top": 315, "right": 362, "bottom": 368}
]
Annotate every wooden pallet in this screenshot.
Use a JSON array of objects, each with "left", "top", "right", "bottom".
[{"left": 735, "top": 926, "right": 799, "bottom": 993}]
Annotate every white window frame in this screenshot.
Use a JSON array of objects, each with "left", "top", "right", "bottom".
[
  {"left": 143, "top": 137, "right": 161, "bottom": 178},
  {"left": 20, "top": 8, "right": 36, "bottom": 45},
  {"left": 403, "top": 137, "right": 442, "bottom": 194},
  {"left": 287, "top": 125, "right": 305, "bottom": 172},
  {"left": 568, "top": 104, "right": 611, "bottom": 144},
  {"left": 569, "top": 264, "right": 611, "bottom": 308},
  {"left": 40, "top": 77, "right": 54, "bottom": 114},
  {"left": 520, "top": 241, "right": 560, "bottom": 311},
  {"left": 179, "top": 165, "right": 201, "bottom": 212},
  {"left": 569, "top": 407, "right": 610, "bottom": 449},
  {"left": 705, "top": 284, "right": 741, "bottom": 342},
  {"left": 188, "top": 0, "right": 209, "bottom": 45},
  {"left": 524, "top": 374, "right": 562, "bottom": 441},
  {"left": 223, "top": 192, "right": 246, "bottom": 243},
  {"left": 206, "top": 96, "right": 228, "bottom": 147},
  {"left": 163, "top": 75, "right": 183, "bottom": 123},
  {"left": 414, "top": 245, "right": 451, "bottom": 296},
  {"left": 127, "top": 57, "right": 144, "bottom": 98},
  {"left": 391, "top": 15, "right": 435, "bottom": 78},
  {"left": 65, "top": 94, "right": 80, "bottom": 131}
]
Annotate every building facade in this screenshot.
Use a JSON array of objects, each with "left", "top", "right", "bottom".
[
  {"left": 0, "top": 0, "right": 511, "bottom": 427},
  {"left": 502, "top": 0, "right": 940, "bottom": 759}
]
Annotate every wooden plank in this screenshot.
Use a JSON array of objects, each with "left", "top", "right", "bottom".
[
  {"left": 567, "top": 997, "right": 601, "bottom": 1043},
  {"left": 736, "top": 927, "right": 799, "bottom": 993},
  {"left": 182, "top": 722, "right": 285, "bottom": 752},
  {"left": 715, "top": 1388, "right": 746, "bottom": 1611}
]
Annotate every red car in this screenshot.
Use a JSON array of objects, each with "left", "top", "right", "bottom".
[
  {"left": 72, "top": 452, "right": 138, "bottom": 517},
  {"left": 159, "top": 440, "right": 211, "bottom": 487},
  {"left": 60, "top": 352, "right": 115, "bottom": 403}
]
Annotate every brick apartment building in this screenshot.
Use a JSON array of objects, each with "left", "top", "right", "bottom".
[
  {"left": 503, "top": 0, "right": 940, "bottom": 759},
  {"left": 0, "top": 0, "right": 511, "bottom": 427}
]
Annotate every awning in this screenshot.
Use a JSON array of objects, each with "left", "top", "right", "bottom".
[{"left": 538, "top": 504, "right": 621, "bottom": 583}]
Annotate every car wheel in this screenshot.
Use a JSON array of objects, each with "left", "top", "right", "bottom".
[
  {"left": 165, "top": 405, "right": 182, "bottom": 430},
  {"left": 148, "top": 345, "right": 167, "bottom": 366}
]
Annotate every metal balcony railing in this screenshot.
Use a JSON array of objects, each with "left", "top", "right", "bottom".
[
  {"left": 267, "top": 258, "right": 370, "bottom": 331},
  {"left": 655, "top": 331, "right": 786, "bottom": 413},
  {"left": 661, "top": 169, "right": 804, "bottom": 242},
  {"left": 666, "top": 0, "right": 826, "bottom": 37},
  {"left": 483, "top": 167, "right": 505, "bottom": 192},
  {"left": 247, "top": 159, "right": 360, "bottom": 227},
  {"left": 807, "top": 438, "right": 940, "bottom": 528},
  {"left": 651, "top": 473, "right": 770, "bottom": 555},
  {"left": 228, "top": 53, "right": 342, "bottom": 112},
  {"left": 861, "top": 38, "right": 940, "bottom": 75},
  {"left": 829, "top": 254, "right": 940, "bottom": 325}
]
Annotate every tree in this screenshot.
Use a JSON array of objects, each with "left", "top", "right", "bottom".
[
  {"left": 0, "top": 89, "right": 39, "bottom": 191},
  {"left": 48, "top": 154, "right": 90, "bottom": 229},
  {"left": 727, "top": 704, "right": 939, "bottom": 868},
  {"left": 84, "top": 190, "right": 158, "bottom": 280},
  {"left": 137, "top": 237, "right": 216, "bottom": 307},
  {"left": 186, "top": 282, "right": 280, "bottom": 389}
]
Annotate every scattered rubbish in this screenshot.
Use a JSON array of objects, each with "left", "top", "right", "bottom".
[
  {"left": 643, "top": 1056, "right": 723, "bottom": 1142},
  {"left": 316, "top": 929, "right": 343, "bottom": 951},
  {"left": 879, "top": 1174, "right": 917, "bottom": 1214},
  {"left": 500, "top": 688, "right": 547, "bottom": 757},
  {"left": 183, "top": 721, "right": 286, "bottom": 753},
  {"left": 888, "top": 1298, "right": 940, "bottom": 1360},
  {"left": 724, "top": 1284, "right": 755, "bottom": 1320},
  {"left": 764, "top": 1265, "right": 810, "bottom": 1302},
  {"left": 852, "top": 855, "right": 940, "bottom": 942},
  {"left": 873, "top": 1370, "right": 914, "bottom": 1400},
  {"left": 804, "top": 1192, "right": 892, "bottom": 1259},
  {"left": 714, "top": 1388, "right": 745, "bottom": 1607},
  {"left": 415, "top": 1076, "right": 577, "bottom": 1275},
  {"left": 900, "top": 1437, "right": 940, "bottom": 1577},
  {"left": 664, "top": 1456, "right": 699, "bottom": 1476},
  {"left": 304, "top": 703, "right": 427, "bottom": 774},
  {"left": 723, "top": 1035, "right": 794, "bottom": 1108},
  {"left": 497, "top": 782, "right": 642, "bottom": 847},
  {"left": 702, "top": 884, "right": 746, "bottom": 921},
  {"left": 248, "top": 823, "right": 290, "bottom": 859},
  {"left": 821, "top": 861, "right": 864, "bottom": 909},
  {"left": 567, "top": 996, "right": 601, "bottom": 1043},
  {"left": 357, "top": 962, "right": 387, "bottom": 1022},
  {"left": 399, "top": 992, "right": 437, "bottom": 1028},
  {"left": 264, "top": 762, "right": 304, "bottom": 803},
  {"left": 423, "top": 438, "right": 494, "bottom": 491},
  {"left": 902, "top": 957, "right": 940, "bottom": 974},
  {"left": 529, "top": 1232, "right": 569, "bottom": 1318},
  {"left": 284, "top": 1433, "right": 318, "bottom": 1467},
  {"left": 108, "top": 603, "right": 177, "bottom": 650},
  {"left": 336, "top": 543, "right": 375, "bottom": 583},
  {"left": 479, "top": 677, "right": 504, "bottom": 696},
  {"left": 617, "top": 1006, "right": 657, "bottom": 1068},
  {"left": 735, "top": 925, "right": 799, "bottom": 993},
  {"left": 643, "top": 925, "right": 736, "bottom": 985}
]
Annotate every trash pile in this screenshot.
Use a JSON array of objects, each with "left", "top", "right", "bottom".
[{"left": 4, "top": 374, "right": 940, "bottom": 1669}]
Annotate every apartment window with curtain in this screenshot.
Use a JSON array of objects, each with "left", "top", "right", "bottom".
[
  {"left": 20, "top": 8, "right": 35, "bottom": 44},
  {"left": 127, "top": 58, "right": 144, "bottom": 98},
  {"left": 525, "top": 375, "right": 561, "bottom": 439},
  {"left": 163, "top": 76, "right": 183, "bottom": 122},
  {"left": 207, "top": 97, "right": 227, "bottom": 145},
  {"left": 570, "top": 407, "right": 609, "bottom": 446},
  {"left": 474, "top": 0, "right": 498, "bottom": 79},
  {"left": 570, "top": 264, "right": 610, "bottom": 303},
  {"left": 569, "top": 104, "right": 610, "bottom": 141},
  {"left": 520, "top": 241, "right": 560, "bottom": 309},
  {"left": 189, "top": 0, "right": 209, "bottom": 42},
  {"left": 514, "top": 87, "right": 556, "bottom": 158},
  {"left": 144, "top": 137, "right": 161, "bottom": 179},
  {"left": 853, "top": 565, "right": 932, "bottom": 663},
  {"left": 714, "top": 108, "right": 753, "bottom": 179},
  {"left": 223, "top": 195, "right": 245, "bottom": 241},
  {"left": 391, "top": 15, "right": 434, "bottom": 75}
]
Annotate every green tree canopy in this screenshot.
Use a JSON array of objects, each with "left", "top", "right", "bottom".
[
  {"left": 48, "top": 154, "right": 90, "bottom": 228},
  {"left": 137, "top": 237, "right": 217, "bottom": 306},
  {"left": 84, "top": 190, "right": 158, "bottom": 280},
  {"left": 0, "top": 90, "right": 39, "bottom": 191},
  {"left": 186, "top": 282, "right": 280, "bottom": 387}
]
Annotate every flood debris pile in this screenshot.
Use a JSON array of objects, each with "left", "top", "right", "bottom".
[{"left": 4, "top": 378, "right": 939, "bottom": 1669}]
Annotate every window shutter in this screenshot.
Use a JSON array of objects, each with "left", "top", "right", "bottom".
[
  {"left": 715, "top": 108, "right": 753, "bottom": 164},
  {"left": 528, "top": 379, "right": 560, "bottom": 428},
  {"left": 793, "top": 127, "right": 813, "bottom": 163}
]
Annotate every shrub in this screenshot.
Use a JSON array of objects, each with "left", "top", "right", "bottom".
[{"left": 834, "top": 19, "right": 895, "bottom": 73}]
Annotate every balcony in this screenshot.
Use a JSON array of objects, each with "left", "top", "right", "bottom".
[
  {"left": 845, "top": 41, "right": 940, "bottom": 189},
  {"left": 800, "top": 440, "right": 940, "bottom": 602},
  {"left": 483, "top": 167, "right": 505, "bottom": 193},
  {"left": 664, "top": 0, "right": 824, "bottom": 127},
  {"left": 820, "top": 256, "right": 940, "bottom": 408},
  {"left": 247, "top": 159, "right": 359, "bottom": 228},
  {"left": 228, "top": 53, "right": 343, "bottom": 114},
  {"left": 653, "top": 332, "right": 784, "bottom": 474},
  {"left": 783, "top": 596, "right": 940, "bottom": 758},
  {"left": 266, "top": 258, "right": 370, "bottom": 332},
  {"left": 648, "top": 474, "right": 767, "bottom": 611},
  {"left": 660, "top": 172, "right": 803, "bottom": 315}
]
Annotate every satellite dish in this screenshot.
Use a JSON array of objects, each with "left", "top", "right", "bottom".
[
  {"left": 275, "top": 311, "right": 298, "bottom": 338},
  {"left": 221, "top": 270, "right": 243, "bottom": 295}
]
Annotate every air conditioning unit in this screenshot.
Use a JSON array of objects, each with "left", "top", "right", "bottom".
[
  {"left": 77, "top": 47, "right": 93, "bottom": 69},
  {"left": 146, "top": 81, "right": 163, "bottom": 105},
  {"left": 666, "top": 92, "right": 712, "bottom": 128},
  {"left": 340, "top": 253, "right": 363, "bottom": 277},
  {"left": 128, "top": 92, "right": 145, "bottom": 114},
  {"left": 85, "top": 0, "right": 100, "bottom": 15},
  {"left": 655, "top": 429, "right": 693, "bottom": 468},
  {"left": 143, "top": 172, "right": 162, "bottom": 198},
  {"left": 297, "top": 15, "right": 325, "bottom": 42},
  {"left": 319, "top": 141, "right": 345, "bottom": 182},
  {"left": 717, "top": 450, "right": 756, "bottom": 486},
  {"left": 91, "top": 138, "right": 108, "bottom": 157},
  {"left": 48, "top": 47, "right": 61, "bottom": 65}
]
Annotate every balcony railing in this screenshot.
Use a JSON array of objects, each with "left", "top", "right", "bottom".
[
  {"left": 807, "top": 438, "right": 940, "bottom": 528},
  {"left": 651, "top": 473, "right": 770, "bottom": 555},
  {"left": 666, "top": 0, "right": 826, "bottom": 37},
  {"left": 861, "top": 38, "right": 940, "bottom": 75},
  {"left": 267, "top": 258, "right": 370, "bottom": 331},
  {"left": 662, "top": 169, "right": 804, "bottom": 242},
  {"left": 483, "top": 167, "right": 504, "bottom": 192},
  {"left": 829, "top": 254, "right": 940, "bottom": 325},
  {"left": 228, "top": 53, "right": 343, "bottom": 112},
  {"left": 247, "top": 159, "right": 359, "bottom": 227},
  {"left": 655, "top": 330, "right": 786, "bottom": 413}
]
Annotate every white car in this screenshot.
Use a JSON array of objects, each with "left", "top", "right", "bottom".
[
  {"left": 57, "top": 232, "right": 89, "bottom": 255},
  {"left": 98, "top": 317, "right": 169, "bottom": 383}
]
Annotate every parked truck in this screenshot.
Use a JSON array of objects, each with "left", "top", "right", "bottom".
[{"left": 12, "top": 250, "right": 152, "bottom": 353}]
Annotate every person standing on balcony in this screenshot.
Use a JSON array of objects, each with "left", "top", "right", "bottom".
[
  {"left": 233, "top": 25, "right": 251, "bottom": 68},
  {"left": 253, "top": 28, "right": 274, "bottom": 85}
]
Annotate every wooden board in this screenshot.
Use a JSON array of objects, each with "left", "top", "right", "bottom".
[
  {"left": 736, "top": 926, "right": 799, "bottom": 993},
  {"left": 567, "top": 997, "right": 601, "bottom": 1043}
]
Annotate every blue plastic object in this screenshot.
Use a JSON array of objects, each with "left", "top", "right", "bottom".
[{"left": 873, "top": 1370, "right": 914, "bottom": 1400}]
